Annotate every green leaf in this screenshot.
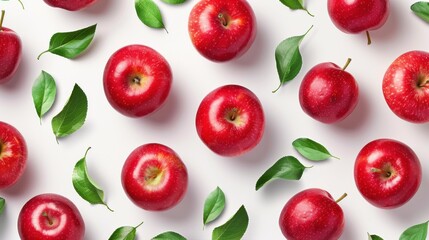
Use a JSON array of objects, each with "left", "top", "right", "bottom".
[
  {"left": 160, "top": 0, "right": 186, "bottom": 4},
  {"left": 399, "top": 221, "right": 428, "bottom": 240},
  {"left": 279, "top": 0, "right": 313, "bottom": 16},
  {"left": 135, "top": 0, "right": 165, "bottom": 30},
  {"left": 273, "top": 25, "right": 312, "bottom": 93},
  {"left": 0, "top": 197, "right": 5, "bottom": 215},
  {"left": 72, "top": 147, "right": 113, "bottom": 211},
  {"left": 256, "top": 156, "right": 308, "bottom": 190},
  {"left": 367, "top": 233, "right": 384, "bottom": 240},
  {"left": 292, "top": 138, "right": 338, "bottom": 161},
  {"left": 51, "top": 83, "right": 88, "bottom": 139},
  {"left": 32, "top": 70, "right": 57, "bottom": 122},
  {"left": 152, "top": 231, "right": 187, "bottom": 240},
  {"left": 212, "top": 205, "right": 249, "bottom": 240},
  {"left": 38, "top": 24, "right": 97, "bottom": 59},
  {"left": 411, "top": 2, "right": 429, "bottom": 23},
  {"left": 203, "top": 186, "right": 226, "bottom": 225},
  {"left": 108, "top": 222, "right": 143, "bottom": 240}
]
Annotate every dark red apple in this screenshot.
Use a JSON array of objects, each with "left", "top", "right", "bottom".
[
  {"left": 121, "top": 143, "right": 188, "bottom": 211},
  {"left": 354, "top": 139, "right": 422, "bottom": 209},
  {"left": 188, "top": 0, "right": 257, "bottom": 62},
  {"left": 18, "top": 193, "right": 85, "bottom": 240},
  {"left": 279, "top": 188, "right": 346, "bottom": 240},
  {"left": 327, "top": 0, "right": 389, "bottom": 44},
  {"left": 299, "top": 58, "right": 359, "bottom": 124},
  {"left": 196, "top": 84, "right": 264, "bottom": 157},
  {"left": 0, "top": 10, "right": 22, "bottom": 84},
  {"left": 383, "top": 50, "right": 429, "bottom": 123},
  {"left": 0, "top": 121, "right": 27, "bottom": 189},
  {"left": 43, "top": 0, "right": 97, "bottom": 11},
  {"left": 103, "top": 45, "right": 172, "bottom": 118}
]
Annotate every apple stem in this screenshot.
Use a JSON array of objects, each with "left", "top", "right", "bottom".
[
  {"left": 0, "top": 10, "right": 5, "bottom": 30},
  {"left": 132, "top": 77, "right": 141, "bottom": 84},
  {"left": 335, "top": 193, "right": 347, "bottom": 203},
  {"left": 342, "top": 58, "right": 352, "bottom": 71},
  {"left": 218, "top": 13, "right": 228, "bottom": 27},
  {"left": 304, "top": 8, "right": 314, "bottom": 17},
  {"left": 17, "top": 0, "right": 25, "bottom": 9},
  {"left": 366, "top": 31, "right": 372, "bottom": 45},
  {"left": 42, "top": 212, "right": 53, "bottom": 225},
  {"left": 370, "top": 167, "right": 382, "bottom": 173},
  {"left": 135, "top": 221, "right": 144, "bottom": 229}
]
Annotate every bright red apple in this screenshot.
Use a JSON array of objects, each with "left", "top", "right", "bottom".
[
  {"left": 196, "top": 84, "right": 264, "bottom": 157},
  {"left": 103, "top": 45, "right": 172, "bottom": 118},
  {"left": 279, "top": 188, "right": 346, "bottom": 240},
  {"left": 383, "top": 50, "right": 429, "bottom": 123},
  {"left": 0, "top": 10, "right": 22, "bottom": 84},
  {"left": 18, "top": 193, "right": 85, "bottom": 240},
  {"left": 188, "top": 0, "right": 257, "bottom": 62},
  {"left": 0, "top": 121, "right": 27, "bottom": 189},
  {"left": 299, "top": 58, "right": 359, "bottom": 124},
  {"left": 354, "top": 139, "right": 422, "bottom": 209},
  {"left": 327, "top": 0, "right": 389, "bottom": 44},
  {"left": 121, "top": 143, "right": 188, "bottom": 211},
  {"left": 43, "top": 0, "right": 97, "bottom": 11}
]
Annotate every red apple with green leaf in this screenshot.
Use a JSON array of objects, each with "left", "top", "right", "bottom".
[
  {"left": 188, "top": 0, "right": 257, "bottom": 62},
  {"left": 43, "top": 0, "right": 97, "bottom": 11},
  {"left": 121, "top": 143, "right": 188, "bottom": 211},
  {"left": 103, "top": 45, "right": 172, "bottom": 118},
  {"left": 0, "top": 10, "right": 22, "bottom": 84}
]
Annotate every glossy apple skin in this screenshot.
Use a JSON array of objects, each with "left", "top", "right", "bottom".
[
  {"left": 121, "top": 143, "right": 188, "bottom": 211},
  {"left": 196, "top": 85, "right": 264, "bottom": 157},
  {"left": 0, "top": 26, "right": 22, "bottom": 83},
  {"left": 354, "top": 139, "right": 422, "bottom": 209},
  {"left": 103, "top": 45, "right": 172, "bottom": 118},
  {"left": 279, "top": 188, "right": 345, "bottom": 240},
  {"left": 18, "top": 193, "right": 85, "bottom": 240},
  {"left": 188, "top": 0, "right": 257, "bottom": 62},
  {"left": 327, "top": 0, "right": 389, "bottom": 33},
  {"left": 383, "top": 51, "right": 429, "bottom": 123},
  {"left": 43, "top": 0, "right": 97, "bottom": 11},
  {"left": 0, "top": 121, "right": 27, "bottom": 189},
  {"left": 299, "top": 62, "right": 359, "bottom": 123}
]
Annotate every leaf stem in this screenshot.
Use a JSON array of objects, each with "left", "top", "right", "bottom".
[
  {"left": 104, "top": 203, "right": 114, "bottom": 212},
  {"left": 366, "top": 31, "right": 372, "bottom": 45},
  {"left": 84, "top": 147, "right": 91, "bottom": 159},
  {"left": 304, "top": 8, "right": 314, "bottom": 17},
  {"left": 335, "top": 193, "right": 347, "bottom": 203},
  {"left": 303, "top": 25, "right": 314, "bottom": 37},
  {"left": 272, "top": 82, "right": 282, "bottom": 93},
  {"left": 135, "top": 221, "right": 144, "bottom": 229},
  {"left": 37, "top": 50, "right": 49, "bottom": 60},
  {"left": 342, "top": 58, "right": 352, "bottom": 71},
  {"left": 17, "top": 0, "right": 24, "bottom": 9},
  {"left": 0, "top": 10, "right": 5, "bottom": 30},
  {"left": 164, "top": 27, "right": 169, "bottom": 34}
]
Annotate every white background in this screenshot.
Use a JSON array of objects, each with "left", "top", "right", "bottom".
[{"left": 0, "top": 0, "right": 428, "bottom": 239}]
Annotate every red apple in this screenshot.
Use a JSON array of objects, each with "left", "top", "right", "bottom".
[
  {"left": 279, "top": 188, "right": 346, "bottom": 240},
  {"left": 43, "top": 0, "right": 97, "bottom": 11},
  {"left": 18, "top": 193, "right": 85, "bottom": 240},
  {"left": 188, "top": 0, "right": 257, "bottom": 62},
  {"left": 0, "top": 121, "right": 27, "bottom": 189},
  {"left": 327, "top": 0, "right": 389, "bottom": 44},
  {"left": 196, "top": 84, "right": 264, "bottom": 157},
  {"left": 121, "top": 143, "right": 188, "bottom": 211},
  {"left": 299, "top": 58, "right": 359, "bottom": 124},
  {"left": 383, "top": 50, "right": 429, "bottom": 123},
  {"left": 354, "top": 139, "right": 422, "bottom": 209},
  {"left": 0, "top": 10, "right": 22, "bottom": 84},
  {"left": 103, "top": 45, "right": 172, "bottom": 118}
]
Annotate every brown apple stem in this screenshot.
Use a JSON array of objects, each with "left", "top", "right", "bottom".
[
  {"left": 42, "top": 212, "right": 53, "bottom": 225},
  {"left": 218, "top": 13, "right": 228, "bottom": 27},
  {"left": 342, "top": 58, "right": 352, "bottom": 71},
  {"left": 17, "top": 0, "right": 25, "bottom": 10},
  {"left": 366, "top": 31, "right": 372, "bottom": 45},
  {"left": 335, "top": 193, "right": 347, "bottom": 203},
  {"left": 0, "top": 10, "right": 5, "bottom": 30},
  {"left": 370, "top": 167, "right": 382, "bottom": 173}
]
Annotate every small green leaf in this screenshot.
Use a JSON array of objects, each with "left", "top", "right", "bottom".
[
  {"left": 38, "top": 24, "right": 97, "bottom": 59},
  {"left": 108, "top": 222, "right": 143, "bottom": 240},
  {"left": 399, "top": 221, "right": 428, "bottom": 240},
  {"left": 212, "top": 205, "right": 249, "bottom": 240},
  {"left": 367, "top": 233, "right": 384, "bottom": 240},
  {"left": 273, "top": 25, "right": 312, "bottom": 93},
  {"left": 279, "top": 0, "right": 313, "bottom": 16},
  {"left": 51, "top": 83, "right": 88, "bottom": 139},
  {"left": 152, "top": 231, "right": 187, "bottom": 240},
  {"left": 0, "top": 197, "right": 5, "bottom": 215},
  {"left": 411, "top": 2, "right": 429, "bottom": 23},
  {"left": 292, "top": 138, "right": 338, "bottom": 161},
  {"left": 135, "top": 0, "right": 165, "bottom": 30},
  {"left": 160, "top": 0, "right": 186, "bottom": 4},
  {"left": 72, "top": 147, "right": 113, "bottom": 211},
  {"left": 32, "top": 70, "right": 57, "bottom": 122},
  {"left": 203, "top": 186, "right": 226, "bottom": 225},
  {"left": 256, "top": 156, "right": 308, "bottom": 191}
]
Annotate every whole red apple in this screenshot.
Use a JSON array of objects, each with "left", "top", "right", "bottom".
[
  {"left": 354, "top": 139, "right": 422, "bottom": 209},
  {"left": 43, "top": 0, "right": 97, "bottom": 11},
  {"left": 279, "top": 188, "right": 346, "bottom": 240},
  {"left": 188, "top": 0, "right": 257, "bottom": 62},
  {"left": 103, "top": 45, "right": 172, "bottom": 118},
  {"left": 196, "top": 84, "right": 264, "bottom": 157},
  {"left": 0, "top": 121, "right": 27, "bottom": 189},
  {"left": 18, "top": 193, "right": 85, "bottom": 240},
  {"left": 327, "top": 0, "right": 389, "bottom": 44},
  {"left": 121, "top": 143, "right": 188, "bottom": 211},
  {"left": 383, "top": 51, "right": 429, "bottom": 123},
  {"left": 299, "top": 58, "right": 359, "bottom": 124},
  {"left": 0, "top": 10, "right": 22, "bottom": 84}
]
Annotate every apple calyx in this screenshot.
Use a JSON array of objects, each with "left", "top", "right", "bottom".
[
  {"left": 0, "top": 10, "right": 5, "bottom": 31},
  {"left": 144, "top": 166, "right": 164, "bottom": 185},
  {"left": 366, "top": 31, "right": 372, "bottom": 45},
  {"left": 335, "top": 193, "right": 347, "bottom": 203},
  {"left": 342, "top": 58, "right": 352, "bottom": 71},
  {"left": 218, "top": 13, "right": 230, "bottom": 28}
]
